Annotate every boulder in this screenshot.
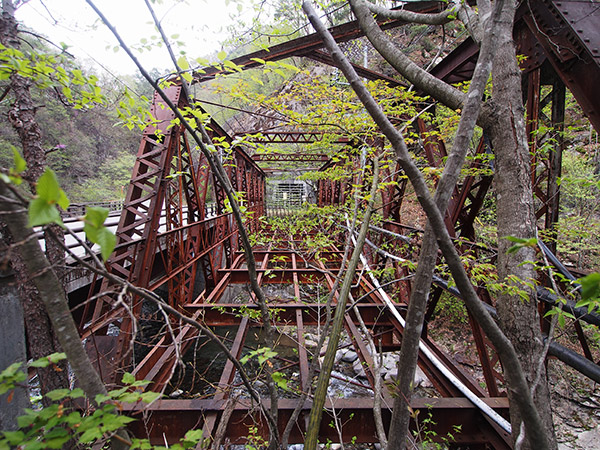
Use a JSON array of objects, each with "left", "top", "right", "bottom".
[
  {"left": 341, "top": 350, "right": 359, "bottom": 363},
  {"left": 353, "top": 358, "right": 366, "bottom": 378}
]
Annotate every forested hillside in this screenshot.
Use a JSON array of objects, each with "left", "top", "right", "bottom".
[{"left": 0, "top": 43, "right": 153, "bottom": 202}]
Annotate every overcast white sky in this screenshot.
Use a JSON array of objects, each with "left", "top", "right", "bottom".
[{"left": 15, "top": 0, "right": 247, "bottom": 75}]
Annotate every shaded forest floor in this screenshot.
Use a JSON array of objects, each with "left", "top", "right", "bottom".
[{"left": 428, "top": 311, "right": 600, "bottom": 450}]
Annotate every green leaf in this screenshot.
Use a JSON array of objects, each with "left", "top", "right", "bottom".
[
  {"left": 108, "top": 386, "right": 128, "bottom": 398},
  {"left": 57, "top": 189, "right": 69, "bottom": 210},
  {"left": 109, "top": 415, "right": 136, "bottom": 426},
  {"left": 0, "top": 362, "right": 25, "bottom": 395},
  {"left": 17, "top": 413, "right": 36, "bottom": 428},
  {"left": 79, "top": 427, "right": 103, "bottom": 443},
  {"left": 36, "top": 169, "right": 62, "bottom": 203},
  {"left": 140, "top": 391, "right": 161, "bottom": 403},
  {"left": 95, "top": 393, "right": 110, "bottom": 404},
  {"left": 2, "top": 431, "right": 24, "bottom": 445},
  {"left": 95, "top": 227, "right": 116, "bottom": 260},
  {"left": 121, "top": 372, "right": 136, "bottom": 385},
  {"left": 505, "top": 236, "right": 528, "bottom": 243},
  {"left": 12, "top": 148, "right": 26, "bottom": 173},
  {"left": 70, "top": 387, "right": 85, "bottom": 399},
  {"left": 28, "top": 169, "right": 69, "bottom": 226},
  {"left": 83, "top": 207, "right": 116, "bottom": 260},
  {"left": 38, "top": 404, "right": 59, "bottom": 421},
  {"left": 183, "top": 429, "right": 204, "bottom": 443},
  {"left": 0, "top": 362, "right": 23, "bottom": 377},
  {"left": 129, "top": 379, "right": 152, "bottom": 388},
  {"left": 217, "top": 50, "right": 227, "bottom": 61},
  {"left": 579, "top": 272, "right": 600, "bottom": 301},
  {"left": 182, "top": 71, "right": 193, "bottom": 83},
  {"left": 45, "top": 388, "right": 72, "bottom": 401},
  {"left": 29, "top": 352, "right": 67, "bottom": 368},
  {"left": 257, "top": 349, "right": 277, "bottom": 365},
  {"left": 63, "top": 411, "right": 82, "bottom": 425},
  {"left": 85, "top": 206, "right": 109, "bottom": 227},
  {"left": 504, "top": 235, "right": 537, "bottom": 254},
  {"left": 28, "top": 197, "right": 63, "bottom": 227},
  {"left": 177, "top": 56, "right": 189, "bottom": 70},
  {"left": 49, "top": 352, "right": 67, "bottom": 363},
  {"left": 45, "top": 435, "right": 71, "bottom": 449},
  {"left": 271, "top": 371, "right": 288, "bottom": 390},
  {"left": 116, "top": 392, "right": 144, "bottom": 403}
]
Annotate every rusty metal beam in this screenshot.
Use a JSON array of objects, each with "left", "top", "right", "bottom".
[
  {"left": 251, "top": 151, "right": 331, "bottom": 161},
  {"left": 182, "top": 302, "right": 403, "bottom": 326},
  {"left": 124, "top": 397, "right": 510, "bottom": 447},
  {"left": 306, "top": 49, "right": 405, "bottom": 87},
  {"left": 202, "top": 318, "right": 250, "bottom": 441},
  {"left": 520, "top": 0, "right": 600, "bottom": 131},
  {"left": 188, "top": 2, "right": 444, "bottom": 85},
  {"left": 240, "top": 131, "right": 351, "bottom": 145},
  {"left": 219, "top": 267, "right": 327, "bottom": 284}
]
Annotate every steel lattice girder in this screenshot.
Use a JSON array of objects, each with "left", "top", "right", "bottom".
[
  {"left": 240, "top": 131, "right": 352, "bottom": 145},
  {"left": 521, "top": 0, "right": 600, "bottom": 131},
  {"left": 82, "top": 86, "right": 267, "bottom": 384}
]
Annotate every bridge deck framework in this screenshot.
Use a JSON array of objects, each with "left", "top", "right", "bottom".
[{"left": 70, "top": 1, "right": 600, "bottom": 447}]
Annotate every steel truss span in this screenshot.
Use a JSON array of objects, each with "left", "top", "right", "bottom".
[{"left": 73, "top": 0, "right": 599, "bottom": 447}]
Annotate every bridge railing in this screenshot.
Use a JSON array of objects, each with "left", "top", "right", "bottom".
[
  {"left": 53, "top": 202, "right": 220, "bottom": 257},
  {"left": 265, "top": 200, "right": 307, "bottom": 217},
  {"left": 40, "top": 202, "right": 223, "bottom": 290},
  {"left": 63, "top": 200, "right": 124, "bottom": 218}
]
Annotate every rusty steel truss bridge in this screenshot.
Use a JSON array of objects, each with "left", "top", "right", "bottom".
[{"left": 67, "top": 1, "right": 600, "bottom": 448}]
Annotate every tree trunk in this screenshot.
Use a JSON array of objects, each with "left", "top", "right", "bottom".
[
  {"left": 11, "top": 253, "right": 68, "bottom": 400},
  {"left": 0, "top": 259, "right": 29, "bottom": 430},
  {"left": 1, "top": 1, "right": 69, "bottom": 401},
  {"left": 0, "top": 181, "right": 130, "bottom": 450},
  {"left": 488, "top": 3, "right": 557, "bottom": 447}
]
